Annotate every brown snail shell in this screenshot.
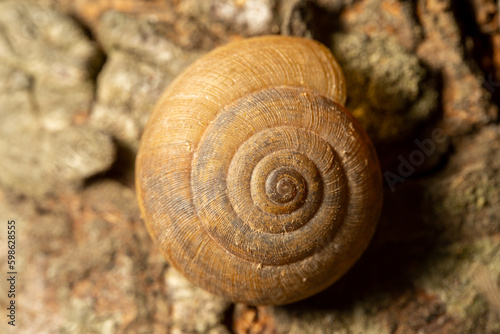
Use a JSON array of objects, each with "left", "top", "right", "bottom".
[{"left": 136, "top": 35, "right": 383, "bottom": 305}]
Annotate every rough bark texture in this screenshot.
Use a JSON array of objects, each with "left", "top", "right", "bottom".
[{"left": 0, "top": 0, "right": 499, "bottom": 333}]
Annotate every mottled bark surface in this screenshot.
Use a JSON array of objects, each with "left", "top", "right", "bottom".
[{"left": 0, "top": 0, "right": 499, "bottom": 333}]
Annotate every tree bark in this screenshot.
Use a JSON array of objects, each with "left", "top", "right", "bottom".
[{"left": 0, "top": 0, "right": 499, "bottom": 333}]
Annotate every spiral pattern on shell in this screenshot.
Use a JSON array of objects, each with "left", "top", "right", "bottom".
[{"left": 136, "top": 36, "right": 383, "bottom": 305}]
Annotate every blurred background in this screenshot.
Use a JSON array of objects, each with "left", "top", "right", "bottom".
[{"left": 0, "top": 0, "right": 499, "bottom": 333}]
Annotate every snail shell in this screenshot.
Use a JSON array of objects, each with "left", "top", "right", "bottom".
[{"left": 136, "top": 36, "right": 383, "bottom": 305}]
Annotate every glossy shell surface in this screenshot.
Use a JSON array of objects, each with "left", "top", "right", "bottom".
[{"left": 136, "top": 36, "right": 383, "bottom": 305}]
